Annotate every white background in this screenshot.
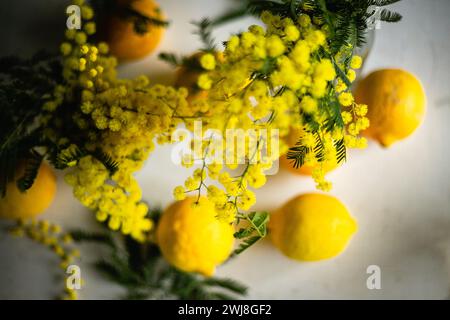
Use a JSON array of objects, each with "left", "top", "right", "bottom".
[{"left": 0, "top": 0, "right": 449, "bottom": 299}]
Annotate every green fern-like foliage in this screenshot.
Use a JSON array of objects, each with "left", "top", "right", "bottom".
[
  {"left": 158, "top": 52, "right": 184, "bottom": 67},
  {"left": 211, "top": 0, "right": 402, "bottom": 55},
  {"left": 16, "top": 151, "right": 44, "bottom": 192},
  {"left": 287, "top": 143, "right": 309, "bottom": 169},
  {"left": 0, "top": 52, "right": 60, "bottom": 196},
  {"left": 245, "top": 0, "right": 402, "bottom": 54},
  {"left": 233, "top": 211, "right": 269, "bottom": 256},
  {"left": 0, "top": 53, "right": 119, "bottom": 197},
  {"left": 240, "top": 0, "right": 401, "bottom": 170},
  {"left": 192, "top": 18, "right": 217, "bottom": 52},
  {"left": 206, "top": 0, "right": 401, "bottom": 173}
]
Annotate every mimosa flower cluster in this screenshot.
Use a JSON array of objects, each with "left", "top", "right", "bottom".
[
  {"left": 36, "top": 0, "right": 369, "bottom": 241},
  {"left": 42, "top": 0, "right": 199, "bottom": 242},
  {"left": 9, "top": 219, "right": 81, "bottom": 300},
  {"left": 174, "top": 9, "right": 369, "bottom": 223}
]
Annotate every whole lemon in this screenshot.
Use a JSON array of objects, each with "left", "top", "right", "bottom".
[
  {"left": 103, "top": 0, "right": 165, "bottom": 61},
  {"left": 156, "top": 197, "right": 234, "bottom": 276},
  {"left": 0, "top": 162, "right": 57, "bottom": 220},
  {"left": 269, "top": 193, "right": 357, "bottom": 261},
  {"left": 280, "top": 127, "right": 338, "bottom": 175},
  {"left": 355, "top": 69, "right": 426, "bottom": 147}
]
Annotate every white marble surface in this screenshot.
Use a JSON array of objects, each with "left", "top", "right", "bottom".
[{"left": 1, "top": 0, "right": 450, "bottom": 299}]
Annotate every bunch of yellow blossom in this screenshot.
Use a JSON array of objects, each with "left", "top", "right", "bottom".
[
  {"left": 336, "top": 59, "right": 370, "bottom": 150},
  {"left": 41, "top": 0, "right": 196, "bottom": 242},
  {"left": 9, "top": 219, "right": 81, "bottom": 300},
  {"left": 38, "top": 0, "right": 369, "bottom": 242},
  {"left": 173, "top": 9, "right": 369, "bottom": 221}
]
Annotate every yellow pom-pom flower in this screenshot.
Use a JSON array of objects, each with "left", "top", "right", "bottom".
[{"left": 200, "top": 53, "right": 216, "bottom": 70}]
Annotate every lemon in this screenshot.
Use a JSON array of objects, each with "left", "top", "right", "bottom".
[
  {"left": 269, "top": 193, "right": 357, "bottom": 261},
  {"left": 156, "top": 196, "right": 234, "bottom": 276},
  {"left": 355, "top": 69, "right": 426, "bottom": 147},
  {"left": 279, "top": 127, "right": 338, "bottom": 176},
  {"left": 103, "top": 0, "right": 165, "bottom": 61},
  {"left": 0, "top": 162, "right": 57, "bottom": 220}
]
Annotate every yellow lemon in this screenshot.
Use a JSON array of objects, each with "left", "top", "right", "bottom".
[
  {"left": 156, "top": 196, "right": 234, "bottom": 276},
  {"left": 280, "top": 127, "right": 338, "bottom": 175},
  {"left": 103, "top": 0, "right": 165, "bottom": 61},
  {"left": 269, "top": 193, "right": 357, "bottom": 261},
  {"left": 0, "top": 162, "right": 57, "bottom": 220},
  {"left": 354, "top": 69, "right": 426, "bottom": 147}
]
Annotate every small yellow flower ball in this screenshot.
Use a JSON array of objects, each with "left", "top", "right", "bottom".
[
  {"left": 65, "top": 29, "right": 76, "bottom": 40},
  {"left": 89, "top": 68, "right": 98, "bottom": 78},
  {"left": 350, "top": 55, "right": 362, "bottom": 69},
  {"left": 347, "top": 69, "right": 356, "bottom": 82},
  {"left": 284, "top": 25, "right": 300, "bottom": 41},
  {"left": 98, "top": 42, "right": 109, "bottom": 54},
  {"left": 355, "top": 104, "right": 368, "bottom": 117},
  {"left": 75, "top": 32, "right": 87, "bottom": 45},
  {"left": 298, "top": 14, "right": 311, "bottom": 27},
  {"left": 341, "top": 111, "right": 353, "bottom": 124},
  {"left": 300, "top": 96, "right": 318, "bottom": 114},
  {"left": 200, "top": 53, "right": 216, "bottom": 70},
  {"left": 108, "top": 119, "right": 121, "bottom": 131},
  {"left": 81, "top": 6, "right": 94, "bottom": 20},
  {"left": 335, "top": 79, "right": 347, "bottom": 93},
  {"left": 84, "top": 22, "right": 96, "bottom": 35},
  {"left": 266, "top": 35, "right": 285, "bottom": 57},
  {"left": 60, "top": 42, "right": 72, "bottom": 56},
  {"left": 261, "top": 11, "right": 273, "bottom": 24},
  {"left": 314, "top": 59, "right": 336, "bottom": 81},
  {"left": 226, "top": 35, "right": 240, "bottom": 52},
  {"left": 197, "top": 74, "right": 212, "bottom": 90},
  {"left": 108, "top": 217, "right": 120, "bottom": 231},
  {"left": 85, "top": 80, "right": 94, "bottom": 89},
  {"left": 338, "top": 92, "right": 354, "bottom": 107},
  {"left": 80, "top": 45, "right": 89, "bottom": 54},
  {"left": 173, "top": 186, "right": 186, "bottom": 201},
  {"left": 249, "top": 25, "right": 264, "bottom": 35}
]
